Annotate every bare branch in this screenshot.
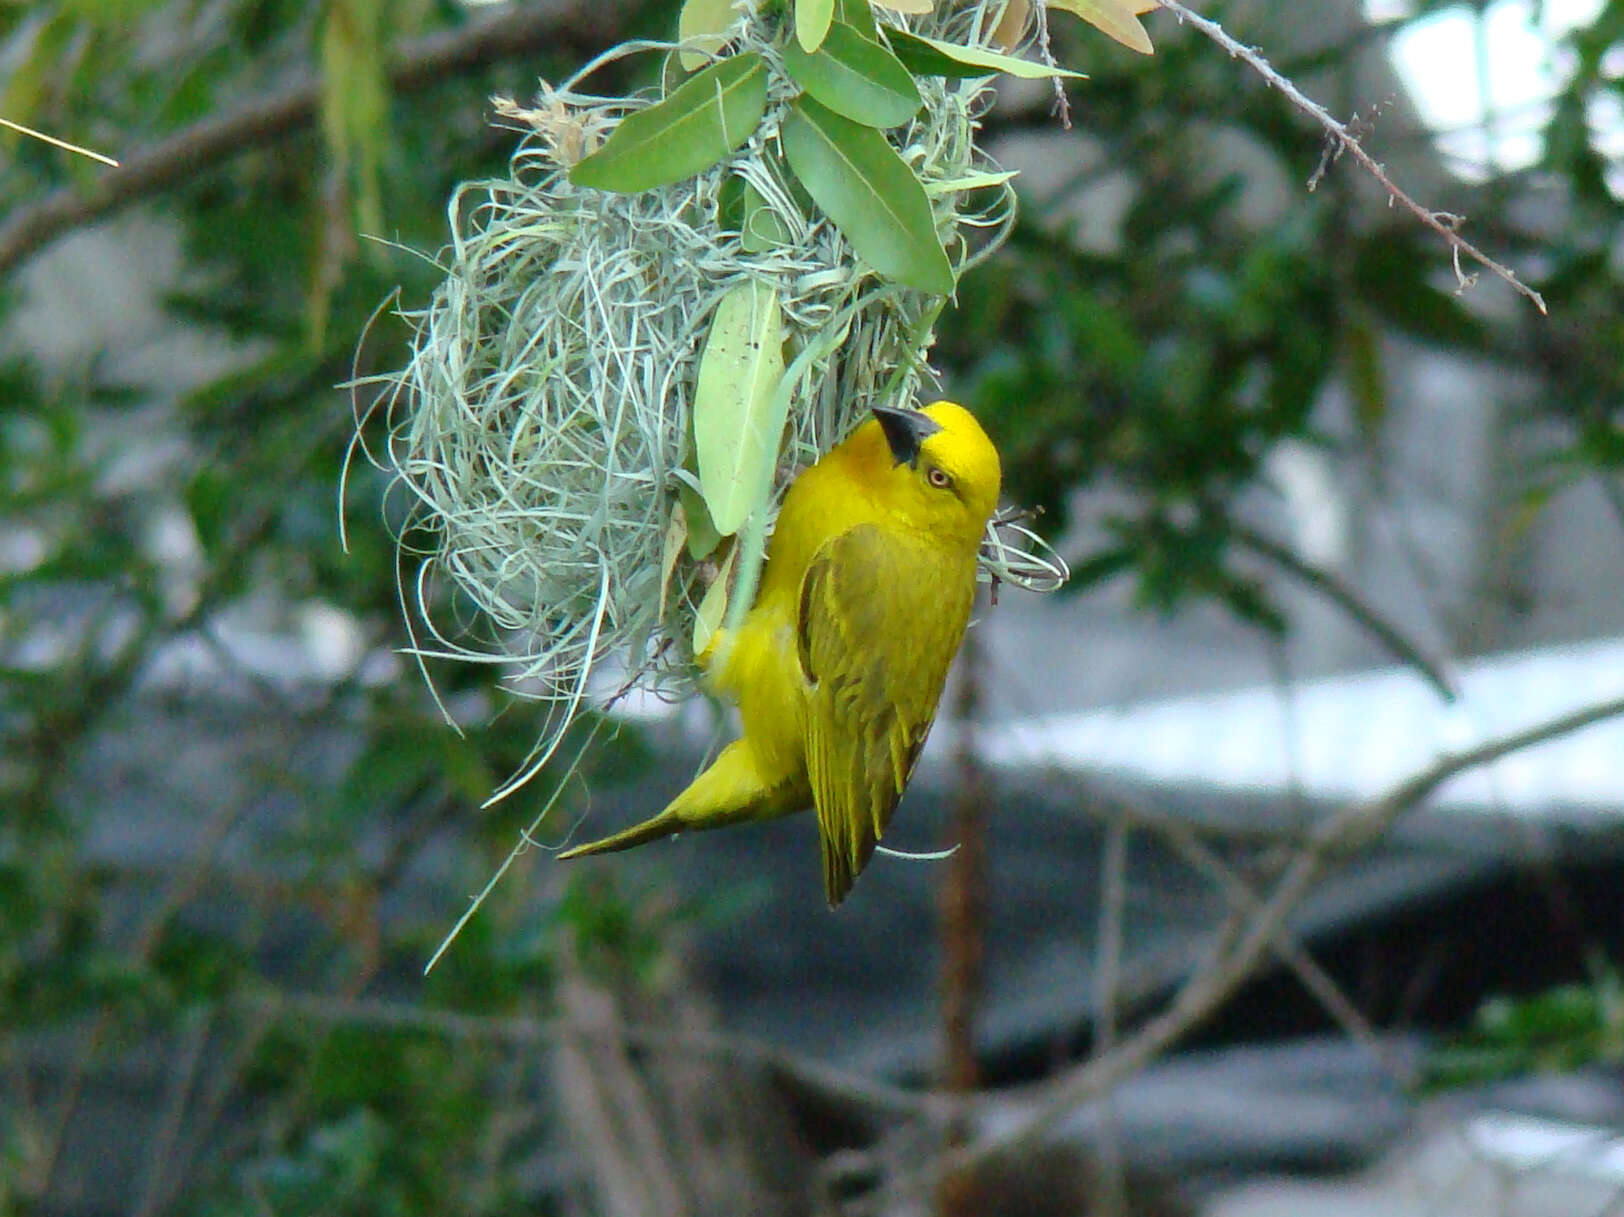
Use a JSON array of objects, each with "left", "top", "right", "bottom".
[
  {"left": 1150, "top": 0, "right": 1548, "bottom": 314},
  {"left": 942, "top": 631, "right": 990, "bottom": 1096},
  {"left": 130, "top": 1006, "right": 213, "bottom": 1217},
  {"left": 1031, "top": 0, "right": 1073, "bottom": 130},
  {"left": 256, "top": 704, "right": 1624, "bottom": 1190},
  {"left": 1230, "top": 521, "right": 1460, "bottom": 702},
  {"left": 946, "top": 690, "right": 1624, "bottom": 1170},
  {"left": 1102, "top": 789, "right": 1409, "bottom": 1083},
  {"left": 1089, "top": 817, "right": 1130, "bottom": 1217},
  {"left": 0, "top": 4, "right": 610, "bottom": 275}
]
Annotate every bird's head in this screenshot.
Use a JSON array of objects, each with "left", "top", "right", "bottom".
[{"left": 868, "top": 400, "right": 1001, "bottom": 546}]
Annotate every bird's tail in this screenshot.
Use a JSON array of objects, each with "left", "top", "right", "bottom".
[
  {"left": 556, "top": 808, "right": 684, "bottom": 860},
  {"left": 556, "top": 739, "right": 804, "bottom": 863}
]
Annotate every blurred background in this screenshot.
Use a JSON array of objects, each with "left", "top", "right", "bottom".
[{"left": 4, "top": 1, "right": 1624, "bottom": 1214}]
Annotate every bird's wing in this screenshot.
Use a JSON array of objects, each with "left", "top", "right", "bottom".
[{"left": 796, "top": 523, "right": 974, "bottom": 906}]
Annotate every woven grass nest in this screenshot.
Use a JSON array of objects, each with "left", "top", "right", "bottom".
[{"left": 364, "top": 0, "right": 1068, "bottom": 802}]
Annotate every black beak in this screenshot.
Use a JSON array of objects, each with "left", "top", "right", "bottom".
[{"left": 871, "top": 405, "right": 942, "bottom": 468}]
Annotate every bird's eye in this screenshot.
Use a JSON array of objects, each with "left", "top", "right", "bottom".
[{"left": 926, "top": 466, "right": 953, "bottom": 490}]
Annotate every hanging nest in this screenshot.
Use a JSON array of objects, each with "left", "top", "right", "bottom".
[{"left": 359, "top": 1, "right": 1066, "bottom": 802}]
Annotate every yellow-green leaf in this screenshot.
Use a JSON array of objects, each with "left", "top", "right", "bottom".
[
  {"left": 570, "top": 53, "right": 768, "bottom": 192},
  {"left": 317, "top": 0, "right": 387, "bottom": 345},
  {"left": 925, "top": 168, "right": 1020, "bottom": 193},
  {"left": 885, "top": 0, "right": 934, "bottom": 12},
  {"left": 678, "top": 0, "right": 738, "bottom": 71},
  {"left": 319, "top": 0, "right": 387, "bottom": 235},
  {"left": 781, "top": 95, "right": 954, "bottom": 295},
  {"left": 1047, "top": 0, "right": 1155, "bottom": 54},
  {"left": 990, "top": 0, "right": 1031, "bottom": 50},
  {"left": 796, "top": 0, "right": 834, "bottom": 51},
  {"left": 889, "top": 30, "right": 1085, "bottom": 78},
  {"left": 783, "top": 21, "right": 922, "bottom": 129},
  {"left": 693, "top": 281, "right": 788, "bottom": 536},
  {"left": 694, "top": 547, "right": 737, "bottom": 657},
  {"left": 0, "top": 14, "right": 71, "bottom": 143},
  {"left": 658, "top": 504, "right": 687, "bottom": 621},
  {"left": 1345, "top": 314, "right": 1386, "bottom": 437},
  {"left": 884, "top": 28, "right": 1000, "bottom": 78}
]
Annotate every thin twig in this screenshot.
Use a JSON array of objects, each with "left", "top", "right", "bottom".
[
  {"left": 1031, "top": 0, "right": 1072, "bottom": 130},
  {"left": 37, "top": 790, "right": 253, "bottom": 1199},
  {"left": 1231, "top": 521, "right": 1459, "bottom": 702},
  {"left": 942, "top": 631, "right": 989, "bottom": 1096},
  {"left": 156, "top": 993, "right": 282, "bottom": 1215},
  {"left": 1102, "top": 788, "right": 1409, "bottom": 1083},
  {"left": 1090, "top": 817, "right": 1130, "bottom": 1217},
  {"left": 1150, "top": 0, "right": 1547, "bottom": 314},
  {"left": 0, "top": 3, "right": 608, "bottom": 275},
  {"left": 130, "top": 1005, "right": 213, "bottom": 1217}
]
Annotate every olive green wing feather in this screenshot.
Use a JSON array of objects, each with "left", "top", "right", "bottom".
[{"left": 796, "top": 524, "right": 975, "bottom": 906}]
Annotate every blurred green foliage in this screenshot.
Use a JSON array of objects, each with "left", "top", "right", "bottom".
[
  {"left": 1426, "top": 957, "right": 1624, "bottom": 1089},
  {"left": 2, "top": 0, "right": 1623, "bottom": 1213}
]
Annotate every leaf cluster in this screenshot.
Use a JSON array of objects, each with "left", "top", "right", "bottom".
[{"left": 1426, "top": 959, "right": 1624, "bottom": 1089}]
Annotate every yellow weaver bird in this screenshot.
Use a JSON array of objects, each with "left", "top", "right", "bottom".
[{"left": 559, "top": 400, "right": 1001, "bottom": 905}]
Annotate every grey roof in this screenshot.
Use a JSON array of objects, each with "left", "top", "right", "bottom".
[{"left": 975, "top": 635, "right": 1624, "bottom": 829}]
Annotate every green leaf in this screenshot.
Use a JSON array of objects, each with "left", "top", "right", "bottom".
[
  {"left": 926, "top": 168, "right": 1020, "bottom": 193},
  {"left": 693, "top": 281, "right": 788, "bottom": 535},
  {"left": 184, "top": 466, "right": 231, "bottom": 558},
  {"left": 884, "top": 27, "right": 997, "bottom": 78},
  {"left": 718, "top": 172, "right": 794, "bottom": 249},
  {"left": 1344, "top": 314, "right": 1386, "bottom": 436},
  {"left": 796, "top": 0, "right": 834, "bottom": 51},
  {"left": 678, "top": 0, "right": 737, "bottom": 71},
  {"left": 717, "top": 171, "right": 747, "bottom": 230},
  {"left": 677, "top": 482, "right": 724, "bottom": 559},
  {"left": 570, "top": 53, "right": 768, "bottom": 192},
  {"left": 781, "top": 95, "right": 954, "bottom": 294},
  {"left": 1352, "top": 235, "right": 1491, "bottom": 351},
  {"left": 888, "top": 29, "right": 1085, "bottom": 79},
  {"left": 740, "top": 179, "right": 794, "bottom": 251},
  {"left": 783, "top": 21, "right": 922, "bottom": 129},
  {"left": 834, "top": 0, "right": 878, "bottom": 40}
]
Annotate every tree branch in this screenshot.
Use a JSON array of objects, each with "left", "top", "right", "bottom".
[
  {"left": 1150, "top": 0, "right": 1548, "bottom": 314},
  {"left": 943, "top": 690, "right": 1624, "bottom": 1173},
  {"left": 238, "top": 675, "right": 1624, "bottom": 1208},
  {"left": 0, "top": 3, "right": 611, "bottom": 275},
  {"left": 1100, "top": 786, "right": 1409, "bottom": 1082},
  {"left": 1230, "top": 520, "right": 1460, "bottom": 702}
]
